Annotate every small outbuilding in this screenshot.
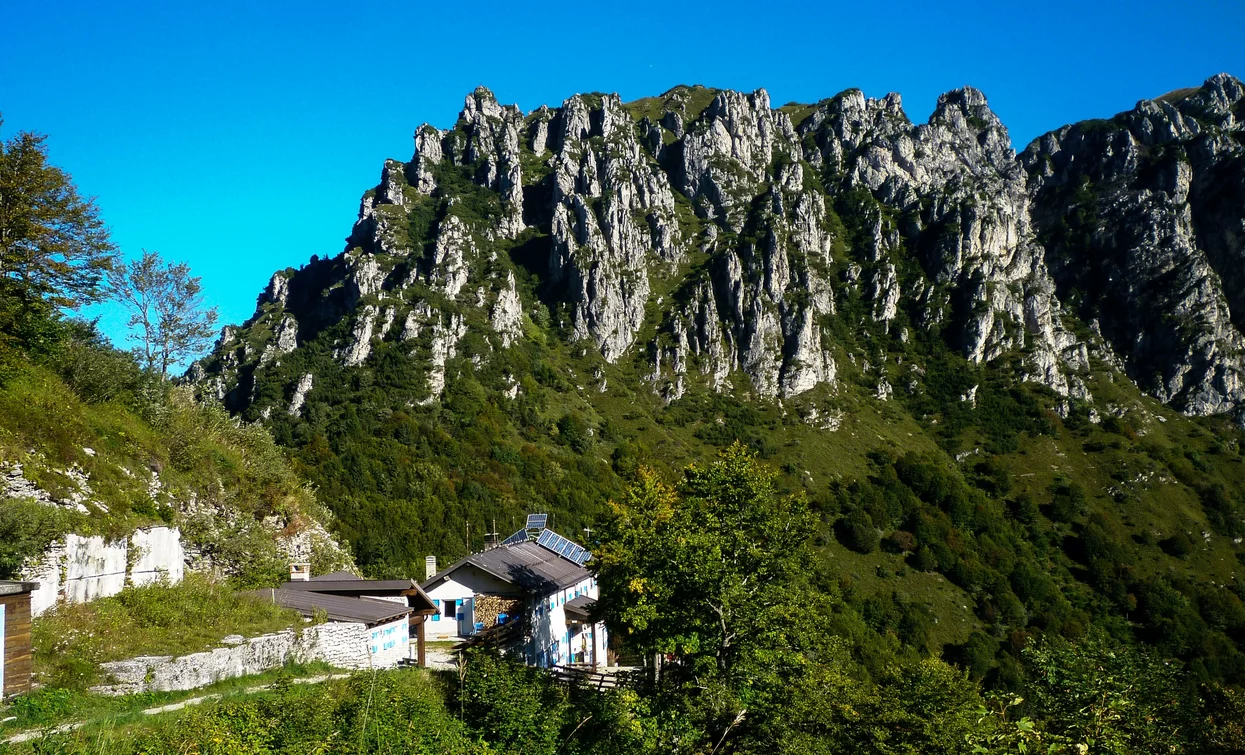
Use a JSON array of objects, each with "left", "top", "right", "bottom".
[
  {"left": 0, "top": 581, "right": 37, "bottom": 699},
  {"left": 278, "top": 572, "right": 440, "bottom": 666},
  {"left": 248, "top": 586, "right": 415, "bottom": 668}
]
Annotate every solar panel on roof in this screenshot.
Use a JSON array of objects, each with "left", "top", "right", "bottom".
[
  {"left": 502, "top": 528, "right": 530, "bottom": 546},
  {"left": 526, "top": 513, "right": 548, "bottom": 529},
  {"left": 532, "top": 528, "right": 596, "bottom": 565}
]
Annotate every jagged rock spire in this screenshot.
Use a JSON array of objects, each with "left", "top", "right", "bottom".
[{"left": 189, "top": 74, "right": 1245, "bottom": 420}]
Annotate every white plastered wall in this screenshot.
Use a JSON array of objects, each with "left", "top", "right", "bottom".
[{"left": 423, "top": 566, "right": 521, "bottom": 641}]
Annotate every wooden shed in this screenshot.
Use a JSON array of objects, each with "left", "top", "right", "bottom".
[{"left": 0, "top": 581, "right": 37, "bottom": 699}]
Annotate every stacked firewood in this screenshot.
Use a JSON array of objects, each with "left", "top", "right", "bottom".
[{"left": 474, "top": 594, "right": 523, "bottom": 627}]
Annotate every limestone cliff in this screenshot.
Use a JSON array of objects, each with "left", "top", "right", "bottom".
[
  {"left": 191, "top": 75, "right": 1245, "bottom": 422},
  {"left": 1023, "top": 73, "right": 1245, "bottom": 415}
]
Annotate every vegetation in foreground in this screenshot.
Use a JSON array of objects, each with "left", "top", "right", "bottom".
[
  {"left": 5, "top": 450, "right": 1244, "bottom": 754},
  {"left": 0, "top": 662, "right": 335, "bottom": 735},
  {"left": 31, "top": 575, "right": 302, "bottom": 690}
]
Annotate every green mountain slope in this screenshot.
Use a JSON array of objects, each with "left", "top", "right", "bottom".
[
  {"left": 0, "top": 324, "right": 351, "bottom": 584},
  {"left": 191, "top": 76, "right": 1245, "bottom": 686}
]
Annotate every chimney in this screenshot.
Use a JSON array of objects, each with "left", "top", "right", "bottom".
[
  {"left": 289, "top": 563, "right": 311, "bottom": 582},
  {"left": 425, "top": 556, "right": 437, "bottom": 581}
]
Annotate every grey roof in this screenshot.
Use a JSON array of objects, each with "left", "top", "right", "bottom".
[
  {"left": 281, "top": 577, "right": 437, "bottom": 613},
  {"left": 563, "top": 595, "right": 596, "bottom": 621},
  {"left": 423, "top": 540, "right": 591, "bottom": 595},
  {"left": 310, "top": 571, "right": 362, "bottom": 581},
  {"left": 0, "top": 581, "right": 38, "bottom": 596},
  {"left": 247, "top": 588, "right": 412, "bottom": 625},
  {"left": 284, "top": 578, "right": 420, "bottom": 593}
]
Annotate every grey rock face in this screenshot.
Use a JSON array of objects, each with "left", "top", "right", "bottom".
[
  {"left": 428, "top": 215, "right": 473, "bottom": 300},
  {"left": 491, "top": 271, "right": 524, "bottom": 348},
  {"left": 450, "top": 87, "right": 526, "bottom": 238},
  {"left": 337, "top": 304, "right": 377, "bottom": 366},
  {"left": 191, "top": 75, "right": 1245, "bottom": 423},
  {"left": 411, "top": 125, "right": 443, "bottom": 195},
  {"left": 261, "top": 273, "right": 290, "bottom": 306},
  {"left": 426, "top": 313, "right": 468, "bottom": 399},
  {"left": 288, "top": 373, "right": 314, "bottom": 417},
  {"left": 1023, "top": 73, "right": 1245, "bottom": 415},
  {"left": 798, "top": 85, "right": 1085, "bottom": 397},
  {"left": 655, "top": 156, "right": 839, "bottom": 399},
  {"left": 679, "top": 88, "right": 793, "bottom": 230},
  {"left": 546, "top": 93, "right": 684, "bottom": 362}
]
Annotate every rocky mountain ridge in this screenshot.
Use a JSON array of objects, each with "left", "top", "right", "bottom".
[{"left": 191, "top": 74, "right": 1244, "bottom": 423}]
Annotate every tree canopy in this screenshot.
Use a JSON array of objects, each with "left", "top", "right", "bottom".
[
  {"left": 0, "top": 116, "right": 114, "bottom": 344},
  {"left": 593, "top": 442, "right": 815, "bottom": 680},
  {"left": 108, "top": 249, "right": 219, "bottom": 375}
]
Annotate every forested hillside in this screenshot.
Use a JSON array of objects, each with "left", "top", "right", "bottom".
[{"left": 188, "top": 75, "right": 1245, "bottom": 692}]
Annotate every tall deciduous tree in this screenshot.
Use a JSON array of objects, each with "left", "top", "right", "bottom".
[
  {"left": 0, "top": 116, "right": 115, "bottom": 343},
  {"left": 593, "top": 442, "right": 816, "bottom": 682},
  {"left": 108, "top": 249, "right": 219, "bottom": 376}
]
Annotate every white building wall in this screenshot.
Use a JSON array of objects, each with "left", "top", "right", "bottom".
[
  {"left": 24, "top": 544, "right": 61, "bottom": 616},
  {"left": 24, "top": 526, "right": 187, "bottom": 616},
  {"left": 423, "top": 564, "right": 606, "bottom": 668},
  {"left": 366, "top": 617, "right": 409, "bottom": 667},
  {"left": 527, "top": 577, "right": 599, "bottom": 668},
  {"left": 63, "top": 534, "right": 127, "bottom": 603},
  {"left": 595, "top": 621, "right": 609, "bottom": 668},
  {"left": 424, "top": 567, "right": 520, "bottom": 641},
  {"left": 568, "top": 622, "right": 607, "bottom": 667}
]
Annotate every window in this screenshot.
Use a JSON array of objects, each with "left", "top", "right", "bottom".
[{"left": 444, "top": 601, "right": 456, "bottom": 618}]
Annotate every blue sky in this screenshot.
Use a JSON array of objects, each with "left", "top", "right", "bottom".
[{"left": 2, "top": 0, "right": 1243, "bottom": 354}]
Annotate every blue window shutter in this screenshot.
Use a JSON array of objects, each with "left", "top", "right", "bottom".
[{"left": 432, "top": 600, "right": 440, "bottom": 621}]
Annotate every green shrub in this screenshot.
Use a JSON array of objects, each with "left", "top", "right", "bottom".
[
  {"left": 0, "top": 497, "right": 77, "bottom": 579},
  {"left": 1161, "top": 531, "right": 1195, "bottom": 559},
  {"left": 837, "top": 508, "right": 880, "bottom": 554},
  {"left": 458, "top": 649, "right": 569, "bottom": 754},
  {"left": 557, "top": 412, "right": 593, "bottom": 454},
  {"left": 1048, "top": 480, "right": 1087, "bottom": 522}
]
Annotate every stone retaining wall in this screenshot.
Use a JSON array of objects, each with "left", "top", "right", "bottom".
[{"left": 92, "top": 621, "right": 375, "bottom": 696}]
